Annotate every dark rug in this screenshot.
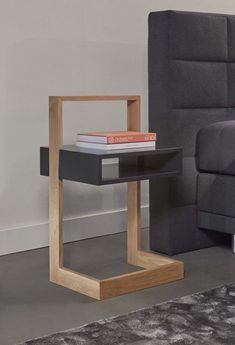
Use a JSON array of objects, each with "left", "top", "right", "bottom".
[{"left": 20, "top": 284, "right": 235, "bottom": 345}]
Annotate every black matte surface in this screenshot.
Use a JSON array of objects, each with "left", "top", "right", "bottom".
[{"left": 40, "top": 146, "right": 182, "bottom": 185}]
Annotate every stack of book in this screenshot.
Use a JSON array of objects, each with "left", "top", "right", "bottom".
[{"left": 76, "top": 131, "right": 157, "bottom": 151}]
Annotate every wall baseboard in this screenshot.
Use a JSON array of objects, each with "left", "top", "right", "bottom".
[{"left": 0, "top": 206, "right": 149, "bottom": 256}]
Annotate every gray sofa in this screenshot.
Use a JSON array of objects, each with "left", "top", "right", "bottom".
[
  {"left": 148, "top": 10, "right": 235, "bottom": 254},
  {"left": 196, "top": 121, "right": 235, "bottom": 252}
]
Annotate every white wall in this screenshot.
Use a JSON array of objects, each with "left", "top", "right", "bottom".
[{"left": 1, "top": 0, "right": 235, "bottom": 255}]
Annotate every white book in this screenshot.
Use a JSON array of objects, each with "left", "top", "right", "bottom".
[
  {"left": 76, "top": 141, "right": 156, "bottom": 150},
  {"left": 77, "top": 131, "right": 157, "bottom": 144}
]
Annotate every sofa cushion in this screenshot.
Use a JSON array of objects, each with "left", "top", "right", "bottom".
[
  {"left": 169, "top": 11, "right": 228, "bottom": 61},
  {"left": 196, "top": 120, "right": 235, "bottom": 174},
  {"left": 170, "top": 61, "right": 227, "bottom": 108},
  {"left": 197, "top": 173, "right": 235, "bottom": 217}
]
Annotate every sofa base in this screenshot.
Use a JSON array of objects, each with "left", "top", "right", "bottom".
[
  {"left": 198, "top": 211, "right": 235, "bottom": 236},
  {"left": 149, "top": 202, "right": 228, "bottom": 255}
]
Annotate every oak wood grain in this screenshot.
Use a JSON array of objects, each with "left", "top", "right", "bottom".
[
  {"left": 100, "top": 262, "right": 184, "bottom": 299},
  {"left": 49, "top": 96, "right": 64, "bottom": 282}
]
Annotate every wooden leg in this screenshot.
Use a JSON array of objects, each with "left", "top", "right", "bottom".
[
  {"left": 100, "top": 261, "right": 183, "bottom": 299},
  {"left": 127, "top": 97, "right": 141, "bottom": 265},
  {"left": 127, "top": 181, "right": 141, "bottom": 265},
  {"left": 127, "top": 98, "right": 140, "bottom": 131},
  {"left": 49, "top": 97, "right": 64, "bottom": 281}
]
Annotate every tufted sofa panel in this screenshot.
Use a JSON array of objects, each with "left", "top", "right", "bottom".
[{"left": 148, "top": 10, "right": 235, "bottom": 254}]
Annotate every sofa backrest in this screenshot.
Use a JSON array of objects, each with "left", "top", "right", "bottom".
[
  {"left": 149, "top": 10, "right": 235, "bottom": 156},
  {"left": 148, "top": 10, "right": 233, "bottom": 254}
]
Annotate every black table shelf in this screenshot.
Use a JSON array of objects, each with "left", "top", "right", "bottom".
[{"left": 40, "top": 145, "right": 182, "bottom": 185}]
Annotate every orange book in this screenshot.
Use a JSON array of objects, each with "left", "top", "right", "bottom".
[{"left": 77, "top": 131, "right": 157, "bottom": 144}]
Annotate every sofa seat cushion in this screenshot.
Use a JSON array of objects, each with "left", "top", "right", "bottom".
[{"left": 196, "top": 120, "right": 235, "bottom": 174}]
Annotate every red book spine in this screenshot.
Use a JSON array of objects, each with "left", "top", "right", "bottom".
[{"left": 107, "top": 133, "right": 157, "bottom": 144}]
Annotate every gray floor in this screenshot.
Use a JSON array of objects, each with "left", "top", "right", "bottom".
[{"left": 1, "top": 230, "right": 235, "bottom": 345}]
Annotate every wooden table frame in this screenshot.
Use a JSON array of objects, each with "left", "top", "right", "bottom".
[{"left": 49, "top": 95, "right": 184, "bottom": 300}]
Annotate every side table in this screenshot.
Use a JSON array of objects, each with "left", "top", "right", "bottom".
[{"left": 40, "top": 95, "right": 184, "bottom": 300}]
